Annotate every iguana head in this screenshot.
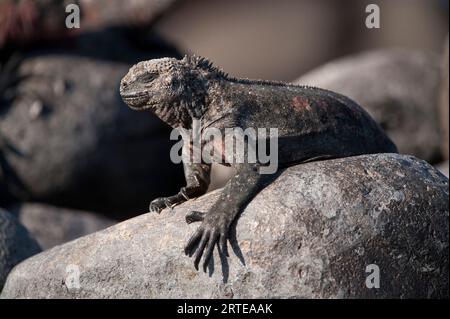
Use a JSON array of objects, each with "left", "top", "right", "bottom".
[
  {"left": 120, "top": 56, "right": 227, "bottom": 127},
  {"left": 120, "top": 57, "right": 182, "bottom": 111}
]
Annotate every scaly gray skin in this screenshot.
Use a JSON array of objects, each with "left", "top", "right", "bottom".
[{"left": 120, "top": 56, "right": 398, "bottom": 271}]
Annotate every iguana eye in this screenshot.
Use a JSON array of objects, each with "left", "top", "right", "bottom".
[{"left": 139, "top": 73, "right": 157, "bottom": 83}]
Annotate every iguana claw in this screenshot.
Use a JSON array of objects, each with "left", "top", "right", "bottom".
[
  {"left": 148, "top": 194, "right": 184, "bottom": 213},
  {"left": 184, "top": 212, "right": 230, "bottom": 272},
  {"left": 185, "top": 211, "right": 205, "bottom": 224}
]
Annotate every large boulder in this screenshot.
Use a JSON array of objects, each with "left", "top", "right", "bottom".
[
  {"left": 295, "top": 49, "right": 442, "bottom": 164},
  {"left": 8, "top": 203, "right": 116, "bottom": 250},
  {"left": 0, "top": 208, "right": 41, "bottom": 291},
  {"left": 1, "top": 154, "right": 448, "bottom": 299},
  {"left": 0, "top": 27, "right": 184, "bottom": 217}
]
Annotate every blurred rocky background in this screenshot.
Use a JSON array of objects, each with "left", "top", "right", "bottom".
[{"left": 0, "top": 0, "right": 448, "bottom": 297}]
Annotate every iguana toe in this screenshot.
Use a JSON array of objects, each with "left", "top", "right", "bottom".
[
  {"left": 148, "top": 198, "right": 166, "bottom": 213},
  {"left": 185, "top": 211, "right": 205, "bottom": 224}
]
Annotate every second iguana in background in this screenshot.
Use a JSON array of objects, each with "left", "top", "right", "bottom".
[{"left": 120, "top": 56, "right": 397, "bottom": 271}]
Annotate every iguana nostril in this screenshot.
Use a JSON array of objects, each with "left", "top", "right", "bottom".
[{"left": 120, "top": 80, "right": 129, "bottom": 93}]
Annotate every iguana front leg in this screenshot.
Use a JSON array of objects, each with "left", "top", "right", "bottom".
[
  {"left": 184, "top": 163, "right": 276, "bottom": 271},
  {"left": 149, "top": 142, "right": 211, "bottom": 213}
]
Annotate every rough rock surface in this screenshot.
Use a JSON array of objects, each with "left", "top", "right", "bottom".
[
  {"left": 1, "top": 154, "right": 448, "bottom": 299},
  {"left": 0, "top": 28, "right": 184, "bottom": 217},
  {"left": 296, "top": 49, "right": 442, "bottom": 163},
  {"left": 0, "top": 208, "right": 41, "bottom": 291},
  {"left": 8, "top": 203, "right": 116, "bottom": 250}
]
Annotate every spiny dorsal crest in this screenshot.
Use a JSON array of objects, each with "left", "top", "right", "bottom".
[
  {"left": 182, "top": 55, "right": 229, "bottom": 79},
  {"left": 179, "top": 55, "right": 322, "bottom": 91}
]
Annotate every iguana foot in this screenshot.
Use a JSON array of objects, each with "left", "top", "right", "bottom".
[
  {"left": 184, "top": 211, "right": 230, "bottom": 271},
  {"left": 149, "top": 193, "right": 185, "bottom": 213},
  {"left": 185, "top": 211, "right": 205, "bottom": 224}
]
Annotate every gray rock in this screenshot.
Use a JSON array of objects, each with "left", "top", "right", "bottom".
[
  {"left": 8, "top": 203, "right": 116, "bottom": 250},
  {"left": 295, "top": 49, "right": 442, "bottom": 164},
  {"left": 1, "top": 153, "right": 448, "bottom": 299},
  {"left": 0, "top": 28, "right": 184, "bottom": 217},
  {"left": 0, "top": 208, "right": 41, "bottom": 291}
]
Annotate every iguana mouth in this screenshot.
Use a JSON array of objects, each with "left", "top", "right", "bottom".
[
  {"left": 120, "top": 91, "right": 155, "bottom": 110},
  {"left": 121, "top": 93, "right": 157, "bottom": 111},
  {"left": 120, "top": 92, "right": 150, "bottom": 100}
]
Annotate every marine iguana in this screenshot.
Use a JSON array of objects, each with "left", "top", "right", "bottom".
[{"left": 120, "top": 56, "right": 397, "bottom": 271}]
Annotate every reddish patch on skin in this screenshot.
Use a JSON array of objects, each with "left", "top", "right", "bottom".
[{"left": 292, "top": 96, "right": 311, "bottom": 111}]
